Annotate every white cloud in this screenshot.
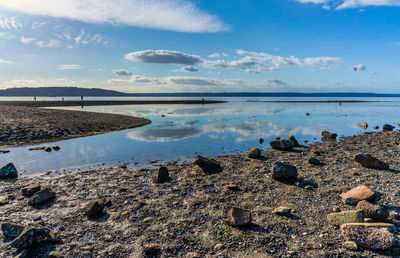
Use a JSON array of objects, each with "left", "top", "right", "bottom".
[
  {"left": 0, "top": 59, "right": 14, "bottom": 65},
  {"left": 296, "top": 0, "right": 400, "bottom": 9},
  {"left": 36, "top": 39, "right": 60, "bottom": 48},
  {"left": 0, "top": 0, "right": 228, "bottom": 33},
  {"left": 125, "top": 50, "right": 204, "bottom": 65},
  {"left": 113, "top": 69, "right": 133, "bottom": 76},
  {"left": 0, "top": 15, "right": 21, "bottom": 30},
  {"left": 352, "top": 64, "right": 366, "bottom": 71},
  {"left": 20, "top": 36, "right": 37, "bottom": 44},
  {"left": 58, "top": 64, "right": 81, "bottom": 70},
  {"left": 172, "top": 66, "right": 199, "bottom": 72}
]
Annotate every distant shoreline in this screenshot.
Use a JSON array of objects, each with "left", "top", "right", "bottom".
[{"left": 247, "top": 100, "right": 391, "bottom": 103}]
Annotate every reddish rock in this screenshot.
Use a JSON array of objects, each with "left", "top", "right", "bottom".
[
  {"left": 225, "top": 206, "right": 252, "bottom": 227},
  {"left": 355, "top": 200, "right": 389, "bottom": 220},
  {"left": 247, "top": 148, "right": 261, "bottom": 159},
  {"left": 340, "top": 185, "right": 376, "bottom": 206}
]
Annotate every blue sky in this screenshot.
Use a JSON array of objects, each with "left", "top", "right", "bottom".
[{"left": 0, "top": 0, "right": 399, "bottom": 93}]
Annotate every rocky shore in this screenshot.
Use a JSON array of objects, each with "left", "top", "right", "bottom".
[
  {"left": 0, "top": 105, "right": 151, "bottom": 146},
  {"left": 0, "top": 129, "right": 399, "bottom": 257}
]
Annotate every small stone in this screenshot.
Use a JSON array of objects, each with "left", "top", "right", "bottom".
[
  {"left": 313, "top": 150, "right": 321, "bottom": 156},
  {"left": 269, "top": 140, "right": 294, "bottom": 151},
  {"left": 44, "top": 147, "right": 52, "bottom": 152},
  {"left": 143, "top": 243, "right": 161, "bottom": 255},
  {"left": 259, "top": 138, "right": 264, "bottom": 144},
  {"left": 52, "top": 146, "right": 61, "bottom": 151},
  {"left": 225, "top": 206, "right": 252, "bottom": 227},
  {"left": 48, "top": 231, "right": 62, "bottom": 243},
  {"left": 227, "top": 184, "right": 239, "bottom": 190},
  {"left": 382, "top": 124, "right": 395, "bottom": 131},
  {"left": 287, "top": 135, "right": 299, "bottom": 147},
  {"left": 48, "top": 251, "right": 64, "bottom": 258},
  {"left": 0, "top": 163, "right": 18, "bottom": 179},
  {"left": 28, "top": 188, "right": 55, "bottom": 206},
  {"left": 85, "top": 200, "right": 105, "bottom": 218},
  {"left": 356, "top": 200, "right": 389, "bottom": 220},
  {"left": 358, "top": 122, "right": 368, "bottom": 130},
  {"left": 373, "top": 126, "right": 379, "bottom": 130},
  {"left": 273, "top": 206, "right": 291, "bottom": 216},
  {"left": 341, "top": 185, "right": 376, "bottom": 206},
  {"left": 143, "top": 217, "right": 154, "bottom": 222},
  {"left": 308, "top": 157, "right": 321, "bottom": 166},
  {"left": 193, "top": 156, "right": 221, "bottom": 172},
  {"left": 157, "top": 166, "right": 169, "bottom": 183},
  {"left": 247, "top": 148, "right": 261, "bottom": 159},
  {"left": 214, "top": 243, "right": 225, "bottom": 250},
  {"left": 11, "top": 226, "right": 50, "bottom": 249},
  {"left": 354, "top": 153, "right": 389, "bottom": 170},
  {"left": 103, "top": 234, "right": 113, "bottom": 242},
  {"left": 0, "top": 200, "right": 9, "bottom": 206},
  {"left": 389, "top": 210, "right": 400, "bottom": 220},
  {"left": 327, "top": 210, "right": 364, "bottom": 227},
  {"left": 271, "top": 162, "right": 298, "bottom": 180},
  {"left": 321, "top": 131, "right": 337, "bottom": 138},
  {"left": 80, "top": 245, "right": 94, "bottom": 251},
  {"left": 343, "top": 241, "right": 358, "bottom": 251},
  {"left": 340, "top": 223, "right": 395, "bottom": 250},
  {"left": 1, "top": 223, "right": 24, "bottom": 239},
  {"left": 364, "top": 218, "right": 373, "bottom": 223},
  {"left": 21, "top": 184, "right": 41, "bottom": 197}
]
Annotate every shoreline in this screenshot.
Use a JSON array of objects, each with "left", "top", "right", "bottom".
[{"left": 0, "top": 130, "right": 399, "bottom": 256}]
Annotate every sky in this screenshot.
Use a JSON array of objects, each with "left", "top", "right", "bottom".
[{"left": 0, "top": 0, "right": 400, "bottom": 93}]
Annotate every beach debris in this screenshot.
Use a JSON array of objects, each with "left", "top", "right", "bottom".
[
  {"left": 269, "top": 140, "right": 294, "bottom": 151},
  {"left": 287, "top": 135, "right": 299, "bottom": 147},
  {"left": 28, "top": 188, "right": 56, "bottom": 206},
  {"left": 52, "top": 146, "right": 61, "bottom": 151},
  {"left": 340, "top": 223, "right": 395, "bottom": 250},
  {"left": 273, "top": 206, "right": 292, "bottom": 216},
  {"left": 85, "top": 200, "right": 105, "bottom": 218},
  {"left": 382, "top": 124, "right": 395, "bottom": 131},
  {"left": 341, "top": 185, "right": 376, "bottom": 206},
  {"left": 259, "top": 138, "right": 264, "bottom": 144},
  {"left": 321, "top": 131, "right": 337, "bottom": 139},
  {"left": 271, "top": 162, "right": 298, "bottom": 180},
  {"left": 373, "top": 125, "right": 379, "bottom": 130},
  {"left": 11, "top": 226, "right": 50, "bottom": 249},
  {"left": 247, "top": 148, "right": 261, "bottom": 159},
  {"left": 193, "top": 156, "right": 221, "bottom": 172},
  {"left": 48, "top": 251, "right": 64, "bottom": 258},
  {"left": 143, "top": 243, "right": 162, "bottom": 256},
  {"left": 354, "top": 153, "right": 389, "bottom": 170},
  {"left": 0, "top": 163, "right": 18, "bottom": 179},
  {"left": 308, "top": 157, "right": 321, "bottom": 166},
  {"left": 157, "top": 166, "right": 169, "bottom": 183},
  {"left": 225, "top": 206, "right": 252, "bottom": 227},
  {"left": 21, "top": 184, "right": 41, "bottom": 197},
  {"left": 355, "top": 200, "right": 389, "bottom": 220},
  {"left": 358, "top": 122, "right": 368, "bottom": 130},
  {"left": 1, "top": 223, "right": 24, "bottom": 239},
  {"left": 327, "top": 210, "right": 364, "bottom": 227},
  {"left": 343, "top": 241, "right": 358, "bottom": 251}
]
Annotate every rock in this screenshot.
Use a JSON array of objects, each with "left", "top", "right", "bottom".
[
  {"left": 85, "top": 200, "right": 105, "bottom": 218},
  {"left": 259, "top": 138, "right": 264, "bottom": 144},
  {"left": 269, "top": 140, "right": 294, "bottom": 151},
  {"left": 271, "top": 162, "right": 298, "bottom": 180},
  {"left": 193, "top": 156, "right": 221, "bottom": 172},
  {"left": 355, "top": 200, "right": 389, "bottom": 220},
  {"left": 327, "top": 210, "right": 364, "bottom": 227},
  {"left": 287, "top": 135, "right": 299, "bottom": 147},
  {"left": 21, "top": 184, "right": 41, "bottom": 197},
  {"left": 11, "top": 226, "right": 50, "bottom": 249},
  {"left": 226, "top": 184, "right": 239, "bottom": 190},
  {"left": 321, "top": 131, "right": 337, "bottom": 138},
  {"left": 143, "top": 217, "right": 154, "bottom": 223},
  {"left": 358, "top": 122, "right": 368, "bottom": 130},
  {"left": 0, "top": 150, "right": 10, "bottom": 154},
  {"left": 103, "top": 234, "right": 113, "bottom": 242},
  {"left": 48, "top": 251, "right": 64, "bottom": 258},
  {"left": 1, "top": 223, "right": 24, "bottom": 239},
  {"left": 247, "top": 148, "right": 261, "bottom": 159},
  {"left": 80, "top": 245, "right": 94, "bottom": 251},
  {"left": 273, "top": 206, "right": 291, "bottom": 216},
  {"left": 389, "top": 210, "right": 400, "bottom": 220},
  {"left": 354, "top": 153, "right": 389, "bottom": 170},
  {"left": 44, "top": 147, "right": 52, "bottom": 152},
  {"left": 0, "top": 163, "right": 18, "bottom": 179},
  {"left": 0, "top": 200, "right": 9, "bottom": 206},
  {"left": 28, "top": 147, "right": 45, "bottom": 151},
  {"left": 52, "top": 146, "right": 61, "bottom": 151},
  {"left": 341, "top": 185, "right": 376, "bottom": 206},
  {"left": 306, "top": 113, "right": 310, "bottom": 116},
  {"left": 157, "top": 166, "right": 169, "bottom": 183},
  {"left": 343, "top": 241, "right": 358, "bottom": 251},
  {"left": 364, "top": 218, "right": 373, "bottom": 223},
  {"left": 340, "top": 223, "right": 395, "bottom": 250},
  {"left": 225, "top": 206, "right": 252, "bottom": 227},
  {"left": 214, "top": 243, "right": 225, "bottom": 250},
  {"left": 143, "top": 243, "right": 161, "bottom": 255},
  {"left": 373, "top": 126, "right": 379, "bottom": 130},
  {"left": 321, "top": 136, "right": 336, "bottom": 142},
  {"left": 382, "top": 124, "right": 395, "bottom": 131},
  {"left": 28, "top": 188, "right": 55, "bottom": 206},
  {"left": 308, "top": 157, "right": 321, "bottom": 166},
  {"left": 48, "top": 231, "right": 62, "bottom": 243}
]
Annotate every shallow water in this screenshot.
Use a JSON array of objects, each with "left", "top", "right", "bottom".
[{"left": 1, "top": 97, "right": 400, "bottom": 175}]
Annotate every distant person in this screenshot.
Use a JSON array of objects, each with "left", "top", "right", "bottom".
[
  {"left": 34, "top": 96, "right": 36, "bottom": 101},
  {"left": 81, "top": 96, "right": 83, "bottom": 101}
]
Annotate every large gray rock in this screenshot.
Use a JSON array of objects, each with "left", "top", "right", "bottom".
[
  {"left": 157, "top": 166, "right": 169, "bottom": 183},
  {"left": 0, "top": 163, "right": 17, "bottom": 179},
  {"left": 11, "top": 226, "right": 50, "bottom": 249},
  {"left": 271, "top": 162, "right": 298, "bottom": 180},
  {"left": 327, "top": 210, "right": 364, "bottom": 227},
  {"left": 269, "top": 140, "right": 294, "bottom": 151},
  {"left": 355, "top": 200, "right": 389, "bottom": 220},
  {"left": 354, "top": 153, "right": 389, "bottom": 170},
  {"left": 224, "top": 206, "right": 252, "bottom": 227},
  {"left": 193, "top": 156, "right": 221, "bottom": 172},
  {"left": 1, "top": 223, "right": 24, "bottom": 239},
  {"left": 28, "top": 188, "right": 55, "bottom": 206}
]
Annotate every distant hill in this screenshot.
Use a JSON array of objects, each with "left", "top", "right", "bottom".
[{"left": 1, "top": 87, "right": 400, "bottom": 98}]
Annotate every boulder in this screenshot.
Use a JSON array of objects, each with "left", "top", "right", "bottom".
[
  {"left": 340, "top": 185, "right": 376, "bottom": 206},
  {"left": 287, "top": 135, "right": 299, "bottom": 147},
  {"left": 271, "top": 162, "right": 298, "bottom": 180},
  {"left": 321, "top": 131, "right": 337, "bottom": 138},
  {"left": 157, "top": 166, "right": 169, "bottom": 183},
  {"left": 247, "top": 148, "right": 261, "bottom": 159},
  {"left": 327, "top": 210, "right": 364, "bottom": 227},
  {"left": 225, "top": 206, "right": 252, "bottom": 227},
  {"left": 11, "top": 226, "right": 50, "bottom": 249},
  {"left": 354, "top": 153, "right": 389, "bottom": 170},
  {"left": 21, "top": 184, "right": 41, "bottom": 197},
  {"left": 273, "top": 206, "right": 291, "bottom": 216},
  {"left": 340, "top": 223, "right": 395, "bottom": 250},
  {"left": 358, "top": 122, "right": 368, "bottom": 130},
  {"left": 28, "top": 188, "right": 55, "bottom": 206},
  {"left": 0, "top": 163, "right": 18, "bottom": 179},
  {"left": 382, "top": 124, "right": 395, "bottom": 131},
  {"left": 1, "top": 223, "right": 24, "bottom": 239},
  {"left": 193, "top": 156, "right": 221, "bottom": 172},
  {"left": 85, "top": 200, "right": 105, "bottom": 218},
  {"left": 269, "top": 140, "right": 294, "bottom": 151},
  {"left": 355, "top": 200, "right": 389, "bottom": 220}
]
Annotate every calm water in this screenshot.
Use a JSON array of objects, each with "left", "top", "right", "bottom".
[{"left": 1, "top": 97, "right": 399, "bottom": 175}]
